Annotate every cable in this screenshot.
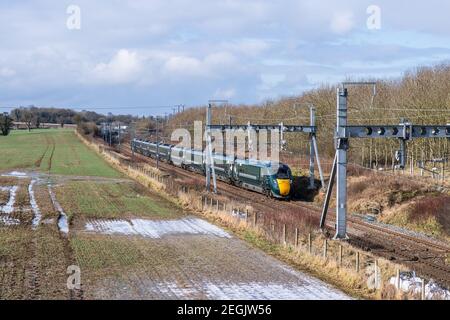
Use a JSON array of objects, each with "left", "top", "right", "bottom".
[
  {"left": 0, "top": 105, "right": 181, "bottom": 111},
  {"left": 370, "top": 108, "right": 450, "bottom": 112}
]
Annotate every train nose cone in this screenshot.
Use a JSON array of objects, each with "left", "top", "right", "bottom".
[{"left": 277, "top": 179, "right": 291, "bottom": 196}]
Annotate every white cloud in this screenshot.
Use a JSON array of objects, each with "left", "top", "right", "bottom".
[
  {"left": 232, "top": 39, "right": 271, "bottom": 56},
  {"left": 213, "top": 88, "right": 236, "bottom": 99},
  {"left": 91, "top": 49, "right": 142, "bottom": 84},
  {"left": 163, "top": 56, "right": 203, "bottom": 76},
  {"left": 163, "top": 52, "right": 237, "bottom": 78},
  {"left": 260, "top": 74, "right": 286, "bottom": 89},
  {"left": 330, "top": 11, "right": 355, "bottom": 34},
  {"left": 204, "top": 52, "right": 236, "bottom": 69},
  {"left": 0, "top": 67, "right": 16, "bottom": 77}
]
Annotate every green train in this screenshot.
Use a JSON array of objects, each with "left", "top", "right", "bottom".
[{"left": 131, "top": 139, "right": 293, "bottom": 199}]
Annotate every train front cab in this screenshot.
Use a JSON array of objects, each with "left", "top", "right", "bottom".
[{"left": 264, "top": 163, "right": 293, "bottom": 199}]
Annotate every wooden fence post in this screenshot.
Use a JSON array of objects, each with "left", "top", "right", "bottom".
[
  {"left": 355, "top": 251, "right": 360, "bottom": 273},
  {"left": 283, "top": 224, "right": 287, "bottom": 246},
  {"left": 339, "top": 245, "right": 343, "bottom": 267},
  {"left": 216, "top": 200, "right": 219, "bottom": 212},
  {"left": 374, "top": 259, "right": 379, "bottom": 289},
  {"left": 295, "top": 228, "right": 299, "bottom": 248},
  {"left": 253, "top": 212, "right": 258, "bottom": 227},
  {"left": 323, "top": 239, "right": 328, "bottom": 258},
  {"left": 421, "top": 279, "right": 426, "bottom": 300},
  {"left": 396, "top": 269, "right": 400, "bottom": 290},
  {"left": 308, "top": 233, "right": 312, "bottom": 254}
]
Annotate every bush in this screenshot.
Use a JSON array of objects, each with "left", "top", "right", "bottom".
[
  {"left": 409, "top": 195, "right": 450, "bottom": 222},
  {"left": 0, "top": 113, "right": 13, "bottom": 136},
  {"left": 79, "top": 122, "right": 99, "bottom": 136}
]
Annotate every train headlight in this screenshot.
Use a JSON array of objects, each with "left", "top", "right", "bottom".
[{"left": 272, "top": 179, "right": 279, "bottom": 190}]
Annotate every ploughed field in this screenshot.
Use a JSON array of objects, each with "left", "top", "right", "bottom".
[{"left": 0, "top": 129, "right": 349, "bottom": 299}]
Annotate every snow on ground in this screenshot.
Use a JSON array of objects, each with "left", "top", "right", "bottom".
[
  {"left": 1, "top": 171, "right": 28, "bottom": 178},
  {"left": 48, "top": 185, "right": 69, "bottom": 234},
  {"left": 0, "top": 186, "right": 20, "bottom": 226},
  {"left": 29, "top": 180, "right": 42, "bottom": 229},
  {"left": 153, "top": 280, "right": 350, "bottom": 300},
  {"left": 389, "top": 272, "right": 450, "bottom": 300},
  {"left": 0, "top": 216, "right": 20, "bottom": 226},
  {"left": 0, "top": 186, "right": 18, "bottom": 214},
  {"left": 85, "top": 217, "right": 231, "bottom": 239},
  {"left": 82, "top": 218, "right": 351, "bottom": 300}
]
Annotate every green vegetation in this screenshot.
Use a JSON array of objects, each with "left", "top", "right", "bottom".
[
  {"left": 0, "top": 226, "right": 69, "bottom": 299},
  {"left": 71, "top": 235, "right": 144, "bottom": 272},
  {"left": 55, "top": 181, "right": 182, "bottom": 221},
  {"left": 0, "top": 129, "right": 120, "bottom": 177}
]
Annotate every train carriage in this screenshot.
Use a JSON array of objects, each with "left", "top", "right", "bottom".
[
  {"left": 184, "top": 149, "right": 205, "bottom": 173},
  {"left": 132, "top": 139, "right": 157, "bottom": 157},
  {"left": 130, "top": 138, "right": 293, "bottom": 200},
  {"left": 212, "top": 153, "right": 234, "bottom": 182},
  {"left": 157, "top": 143, "right": 172, "bottom": 162},
  {"left": 234, "top": 159, "right": 264, "bottom": 193},
  {"left": 171, "top": 146, "right": 185, "bottom": 167}
]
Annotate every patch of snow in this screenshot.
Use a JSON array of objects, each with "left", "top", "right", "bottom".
[
  {"left": 29, "top": 180, "right": 42, "bottom": 229},
  {"left": 58, "top": 214, "right": 69, "bottom": 234},
  {"left": 151, "top": 280, "right": 350, "bottom": 300},
  {"left": 85, "top": 217, "right": 231, "bottom": 239},
  {"left": 0, "top": 216, "right": 20, "bottom": 226},
  {"left": 2, "top": 171, "right": 28, "bottom": 178},
  {"left": 389, "top": 272, "right": 450, "bottom": 300},
  {"left": 0, "top": 186, "right": 18, "bottom": 214},
  {"left": 48, "top": 185, "right": 69, "bottom": 234}
]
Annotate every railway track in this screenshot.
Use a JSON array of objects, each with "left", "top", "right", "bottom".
[{"left": 105, "top": 139, "right": 450, "bottom": 286}]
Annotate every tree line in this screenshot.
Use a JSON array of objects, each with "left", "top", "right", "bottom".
[
  {"left": 1, "top": 106, "right": 143, "bottom": 135},
  {"left": 164, "top": 63, "right": 450, "bottom": 167}
]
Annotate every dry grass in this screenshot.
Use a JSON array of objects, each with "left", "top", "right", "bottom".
[
  {"left": 409, "top": 195, "right": 450, "bottom": 224},
  {"left": 381, "top": 195, "right": 450, "bottom": 240}
]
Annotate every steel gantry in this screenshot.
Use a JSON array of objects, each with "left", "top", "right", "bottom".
[
  {"left": 206, "top": 105, "right": 325, "bottom": 193},
  {"left": 320, "top": 83, "right": 450, "bottom": 240}
]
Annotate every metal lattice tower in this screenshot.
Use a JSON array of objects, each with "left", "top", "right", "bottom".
[{"left": 320, "top": 83, "right": 450, "bottom": 240}]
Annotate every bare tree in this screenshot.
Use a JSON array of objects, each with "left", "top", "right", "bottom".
[
  {"left": 12, "top": 108, "right": 22, "bottom": 121},
  {"left": 21, "top": 110, "right": 33, "bottom": 132},
  {"left": 33, "top": 113, "right": 41, "bottom": 129}
]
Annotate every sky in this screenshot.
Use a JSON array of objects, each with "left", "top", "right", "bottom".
[{"left": 1, "top": 0, "right": 450, "bottom": 116}]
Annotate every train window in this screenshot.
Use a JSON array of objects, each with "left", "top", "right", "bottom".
[{"left": 277, "top": 166, "right": 290, "bottom": 179}]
